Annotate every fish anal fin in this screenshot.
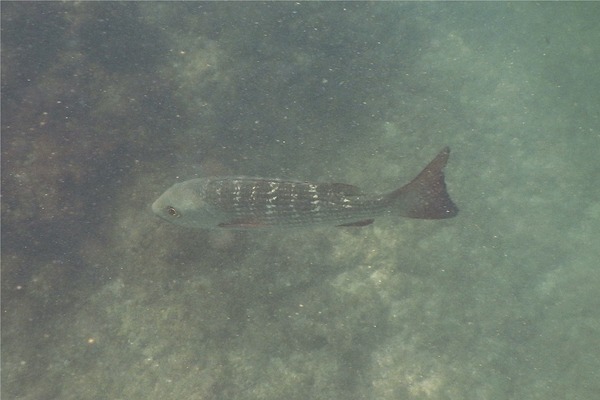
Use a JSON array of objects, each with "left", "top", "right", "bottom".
[{"left": 337, "top": 219, "right": 374, "bottom": 227}]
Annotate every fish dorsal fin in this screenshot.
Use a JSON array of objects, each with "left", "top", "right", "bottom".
[{"left": 319, "top": 183, "right": 362, "bottom": 196}]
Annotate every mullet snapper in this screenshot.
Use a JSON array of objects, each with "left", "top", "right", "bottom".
[{"left": 152, "top": 147, "right": 458, "bottom": 229}]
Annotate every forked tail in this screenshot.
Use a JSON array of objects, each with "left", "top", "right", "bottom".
[{"left": 389, "top": 147, "right": 458, "bottom": 219}]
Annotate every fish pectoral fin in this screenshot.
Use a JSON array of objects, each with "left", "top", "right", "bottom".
[
  {"left": 218, "top": 218, "right": 267, "bottom": 229},
  {"left": 336, "top": 219, "right": 374, "bottom": 227}
]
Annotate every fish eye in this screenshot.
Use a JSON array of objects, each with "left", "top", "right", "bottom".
[{"left": 166, "top": 206, "right": 180, "bottom": 218}]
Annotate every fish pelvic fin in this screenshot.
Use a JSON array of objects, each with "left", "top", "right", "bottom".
[{"left": 388, "top": 147, "right": 458, "bottom": 219}]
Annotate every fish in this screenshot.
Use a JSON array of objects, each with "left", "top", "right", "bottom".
[{"left": 152, "top": 147, "right": 458, "bottom": 229}]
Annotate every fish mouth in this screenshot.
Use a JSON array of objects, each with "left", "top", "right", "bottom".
[{"left": 151, "top": 198, "right": 165, "bottom": 218}]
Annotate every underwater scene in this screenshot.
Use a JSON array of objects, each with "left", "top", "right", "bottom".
[{"left": 2, "top": 2, "right": 599, "bottom": 399}]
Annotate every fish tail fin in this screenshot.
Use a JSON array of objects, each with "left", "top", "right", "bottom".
[{"left": 388, "top": 147, "right": 458, "bottom": 219}]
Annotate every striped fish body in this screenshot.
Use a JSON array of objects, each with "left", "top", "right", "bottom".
[{"left": 152, "top": 147, "right": 458, "bottom": 229}]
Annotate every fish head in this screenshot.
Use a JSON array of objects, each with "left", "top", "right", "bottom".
[{"left": 152, "top": 178, "right": 221, "bottom": 228}]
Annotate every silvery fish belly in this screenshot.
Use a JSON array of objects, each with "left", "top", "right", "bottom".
[{"left": 152, "top": 147, "right": 458, "bottom": 229}]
